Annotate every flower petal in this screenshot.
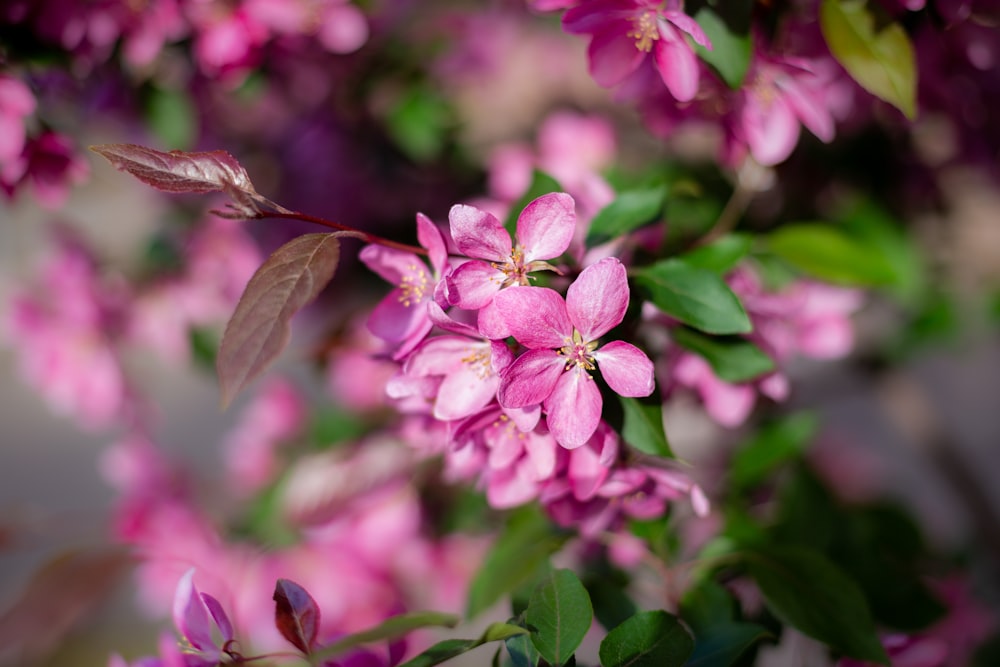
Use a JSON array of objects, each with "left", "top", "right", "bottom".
[
  {"left": 654, "top": 26, "right": 700, "bottom": 102},
  {"left": 586, "top": 23, "right": 646, "bottom": 88},
  {"left": 516, "top": 192, "right": 576, "bottom": 262},
  {"left": 449, "top": 204, "right": 511, "bottom": 261},
  {"left": 416, "top": 212, "right": 448, "bottom": 274},
  {"left": 566, "top": 257, "right": 629, "bottom": 341},
  {"left": 594, "top": 340, "right": 655, "bottom": 397},
  {"left": 545, "top": 367, "right": 603, "bottom": 448},
  {"left": 445, "top": 260, "right": 504, "bottom": 309},
  {"left": 663, "top": 10, "right": 712, "bottom": 48},
  {"left": 435, "top": 366, "right": 500, "bottom": 421},
  {"left": 494, "top": 286, "right": 572, "bottom": 349},
  {"left": 172, "top": 569, "right": 214, "bottom": 651},
  {"left": 201, "top": 593, "right": 234, "bottom": 643},
  {"left": 497, "top": 348, "right": 564, "bottom": 408}
]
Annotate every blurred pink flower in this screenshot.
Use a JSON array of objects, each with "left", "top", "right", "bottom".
[{"left": 0, "top": 73, "right": 35, "bottom": 166}]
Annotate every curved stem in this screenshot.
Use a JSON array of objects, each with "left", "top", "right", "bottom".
[
  {"left": 692, "top": 158, "right": 765, "bottom": 249},
  {"left": 258, "top": 211, "right": 428, "bottom": 256}
]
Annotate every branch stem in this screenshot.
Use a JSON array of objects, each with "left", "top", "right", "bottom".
[{"left": 260, "top": 211, "right": 428, "bottom": 256}]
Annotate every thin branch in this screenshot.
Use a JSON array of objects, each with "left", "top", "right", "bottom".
[{"left": 253, "top": 211, "right": 428, "bottom": 256}]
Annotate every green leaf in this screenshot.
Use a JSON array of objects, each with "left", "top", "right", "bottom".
[
  {"left": 636, "top": 259, "right": 752, "bottom": 335},
  {"left": 526, "top": 569, "right": 593, "bottom": 666},
  {"left": 765, "top": 223, "right": 897, "bottom": 286},
  {"left": 619, "top": 394, "right": 674, "bottom": 458},
  {"left": 599, "top": 610, "right": 694, "bottom": 667},
  {"left": 396, "top": 623, "right": 530, "bottom": 667},
  {"left": 680, "top": 234, "right": 753, "bottom": 274},
  {"left": 503, "top": 170, "right": 564, "bottom": 236},
  {"left": 145, "top": 86, "right": 197, "bottom": 150},
  {"left": 820, "top": 0, "right": 917, "bottom": 119},
  {"left": 397, "top": 639, "right": 482, "bottom": 667},
  {"left": 681, "top": 580, "right": 770, "bottom": 667},
  {"left": 670, "top": 327, "right": 774, "bottom": 383},
  {"left": 743, "top": 546, "right": 889, "bottom": 664},
  {"left": 587, "top": 185, "right": 667, "bottom": 245},
  {"left": 385, "top": 86, "right": 453, "bottom": 161},
  {"left": 317, "top": 611, "right": 460, "bottom": 659},
  {"left": 466, "top": 506, "right": 568, "bottom": 618},
  {"left": 730, "top": 413, "right": 818, "bottom": 488},
  {"left": 506, "top": 622, "right": 543, "bottom": 667},
  {"left": 693, "top": 7, "right": 752, "bottom": 89}
]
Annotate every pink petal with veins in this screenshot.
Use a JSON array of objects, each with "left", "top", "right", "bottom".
[
  {"left": 446, "top": 260, "right": 504, "bottom": 309},
  {"left": 594, "top": 340, "right": 655, "bottom": 397},
  {"left": 516, "top": 192, "right": 576, "bottom": 261},
  {"left": 449, "top": 204, "right": 511, "bottom": 261},
  {"left": 497, "top": 348, "right": 564, "bottom": 408},
  {"left": 566, "top": 258, "right": 629, "bottom": 341},
  {"left": 494, "top": 286, "right": 572, "bottom": 349},
  {"left": 545, "top": 367, "right": 603, "bottom": 448}
]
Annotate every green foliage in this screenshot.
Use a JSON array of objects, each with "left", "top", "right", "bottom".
[
  {"left": 587, "top": 184, "right": 668, "bottom": 245},
  {"left": 599, "top": 610, "right": 694, "bottom": 667},
  {"left": 619, "top": 393, "right": 674, "bottom": 458},
  {"left": 466, "top": 506, "right": 569, "bottom": 618},
  {"left": 145, "top": 86, "right": 197, "bottom": 150},
  {"left": 692, "top": 6, "right": 752, "bottom": 89},
  {"left": 525, "top": 569, "right": 593, "bottom": 666},
  {"left": 730, "top": 413, "right": 818, "bottom": 489},
  {"left": 681, "top": 581, "right": 770, "bottom": 667},
  {"left": 820, "top": 0, "right": 917, "bottom": 119},
  {"left": 397, "top": 623, "right": 529, "bottom": 667},
  {"left": 743, "top": 545, "right": 889, "bottom": 664},
  {"left": 764, "top": 223, "right": 897, "bottom": 286},
  {"left": 636, "top": 259, "right": 752, "bottom": 334},
  {"left": 309, "top": 405, "right": 369, "bottom": 449},
  {"left": 385, "top": 85, "right": 454, "bottom": 162},
  {"left": 316, "top": 611, "right": 460, "bottom": 661},
  {"left": 680, "top": 234, "right": 753, "bottom": 275},
  {"left": 670, "top": 327, "right": 775, "bottom": 384}
]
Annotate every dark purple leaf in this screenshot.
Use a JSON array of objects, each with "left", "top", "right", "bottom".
[
  {"left": 90, "top": 143, "right": 268, "bottom": 216},
  {"left": 218, "top": 233, "right": 340, "bottom": 407},
  {"left": 273, "top": 579, "right": 321, "bottom": 655}
]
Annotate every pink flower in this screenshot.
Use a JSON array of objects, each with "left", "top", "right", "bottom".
[
  {"left": 563, "top": 0, "right": 711, "bottom": 101},
  {"left": 445, "top": 193, "right": 576, "bottom": 328},
  {"left": 360, "top": 213, "right": 448, "bottom": 359},
  {"left": 173, "top": 568, "right": 236, "bottom": 665},
  {"left": 0, "top": 74, "right": 35, "bottom": 166},
  {"left": 494, "top": 257, "right": 655, "bottom": 448}
]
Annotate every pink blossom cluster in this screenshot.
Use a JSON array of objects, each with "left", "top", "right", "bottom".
[
  {"left": 534, "top": 1, "right": 852, "bottom": 166},
  {"left": 658, "top": 266, "right": 863, "bottom": 428},
  {"left": 102, "top": 410, "right": 485, "bottom": 666},
  {"left": 360, "top": 193, "right": 706, "bottom": 536},
  {"left": 1, "top": 216, "right": 261, "bottom": 431},
  {"left": 1, "top": 0, "right": 368, "bottom": 79},
  {"left": 0, "top": 72, "right": 89, "bottom": 209}
]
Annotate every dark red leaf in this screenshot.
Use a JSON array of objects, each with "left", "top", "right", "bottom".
[
  {"left": 217, "top": 233, "right": 341, "bottom": 407},
  {"left": 273, "top": 578, "right": 321, "bottom": 654},
  {"left": 90, "top": 143, "right": 268, "bottom": 215}
]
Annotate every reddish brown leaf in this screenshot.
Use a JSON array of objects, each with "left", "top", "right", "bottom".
[
  {"left": 273, "top": 579, "right": 320, "bottom": 655},
  {"left": 90, "top": 143, "right": 267, "bottom": 215},
  {"left": 0, "top": 548, "right": 132, "bottom": 664},
  {"left": 218, "top": 233, "right": 341, "bottom": 407}
]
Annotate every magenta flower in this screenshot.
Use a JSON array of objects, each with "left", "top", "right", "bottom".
[
  {"left": 360, "top": 213, "right": 448, "bottom": 359},
  {"left": 445, "top": 192, "right": 576, "bottom": 313},
  {"left": 494, "top": 257, "right": 655, "bottom": 448},
  {"left": 172, "top": 568, "right": 237, "bottom": 665},
  {"left": 563, "top": 0, "right": 711, "bottom": 101}
]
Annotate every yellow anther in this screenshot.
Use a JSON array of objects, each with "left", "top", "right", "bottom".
[{"left": 628, "top": 13, "right": 659, "bottom": 53}]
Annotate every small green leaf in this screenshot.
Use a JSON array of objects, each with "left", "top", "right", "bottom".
[
  {"left": 317, "top": 611, "right": 460, "bottom": 659},
  {"left": 820, "top": 0, "right": 917, "bottom": 119},
  {"left": 693, "top": 7, "right": 752, "bottom": 89},
  {"left": 680, "top": 234, "right": 753, "bottom": 274},
  {"left": 504, "top": 170, "right": 564, "bottom": 235},
  {"left": 599, "top": 610, "right": 694, "bottom": 667},
  {"left": 146, "top": 86, "right": 197, "bottom": 149},
  {"left": 483, "top": 622, "right": 531, "bottom": 642},
  {"left": 396, "top": 639, "right": 482, "bottom": 667},
  {"left": 743, "top": 546, "right": 889, "bottom": 664},
  {"left": 385, "top": 86, "right": 453, "bottom": 161},
  {"left": 636, "top": 259, "right": 752, "bottom": 335},
  {"left": 467, "top": 506, "right": 568, "bottom": 618},
  {"left": 765, "top": 223, "right": 896, "bottom": 286},
  {"left": 670, "top": 327, "right": 774, "bottom": 383},
  {"left": 526, "top": 569, "right": 594, "bottom": 666},
  {"left": 730, "top": 413, "right": 818, "bottom": 488},
  {"left": 587, "top": 185, "right": 667, "bottom": 244},
  {"left": 619, "top": 394, "right": 674, "bottom": 458},
  {"left": 681, "top": 580, "right": 770, "bottom": 667},
  {"left": 506, "top": 622, "right": 542, "bottom": 667}
]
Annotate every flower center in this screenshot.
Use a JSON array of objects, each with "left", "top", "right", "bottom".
[
  {"left": 493, "top": 246, "right": 531, "bottom": 288},
  {"left": 460, "top": 347, "right": 493, "bottom": 379},
  {"left": 628, "top": 12, "right": 660, "bottom": 53},
  {"left": 398, "top": 265, "right": 430, "bottom": 307},
  {"left": 557, "top": 331, "right": 598, "bottom": 372}
]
